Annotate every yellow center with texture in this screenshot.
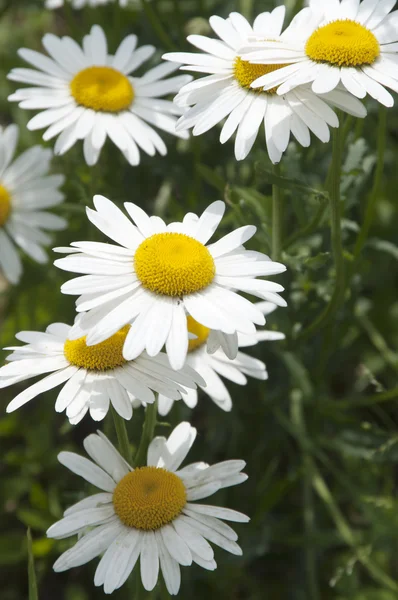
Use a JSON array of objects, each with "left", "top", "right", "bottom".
[
  {"left": 0, "top": 185, "right": 11, "bottom": 226},
  {"left": 187, "top": 315, "right": 210, "bottom": 352},
  {"left": 134, "top": 232, "right": 216, "bottom": 297},
  {"left": 70, "top": 66, "right": 134, "bottom": 112},
  {"left": 234, "top": 57, "right": 289, "bottom": 93},
  {"left": 63, "top": 326, "right": 129, "bottom": 371},
  {"left": 305, "top": 20, "right": 380, "bottom": 67},
  {"left": 113, "top": 467, "right": 187, "bottom": 530}
]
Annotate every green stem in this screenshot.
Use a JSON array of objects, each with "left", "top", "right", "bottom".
[
  {"left": 111, "top": 406, "right": 131, "bottom": 463},
  {"left": 239, "top": 0, "right": 253, "bottom": 20},
  {"left": 271, "top": 163, "right": 283, "bottom": 261},
  {"left": 296, "top": 126, "right": 345, "bottom": 341},
  {"left": 134, "top": 399, "right": 158, "bottom": 468},
  {"left": 353, "top": 105, "right": 387, "bottom": 260},
  {"left": 141, "top": 0, "right": 175, "bottom": 51}
]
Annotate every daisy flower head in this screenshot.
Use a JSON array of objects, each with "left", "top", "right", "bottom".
[
  {"left": 0, "top": 124, "right": 65, "bottom": 285},
  {"left": 162, "top": 8, "right": 367, "bottom": 163},
  {"left": 8, "top": 26, "right": 191, "bottom": 167},
  {"left": 45, "top": 0, "right": 128, "bottom": 8},
  {"left": 54, "top": 195, "right": 287, "bottom": 371},
  {"left": 47, "top": 423, "right": 249, "bottom": 594},
  {"left": 157, "top": 302, "right": 286, "bottom": 415},
  {"left": 241, "top": 1, "right": 398, "bottom": 107},
  {"left": 0, "top": 322, "right": 204, "bottom": 424}
]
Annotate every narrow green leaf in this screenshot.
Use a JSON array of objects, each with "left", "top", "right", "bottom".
[
  {"left": 255, "top": 163, "right": 329, "bottom": 199},
  {"left": 27, "top": 529, "right": 38, "bottom": 600}
]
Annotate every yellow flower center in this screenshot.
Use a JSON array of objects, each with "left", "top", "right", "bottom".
[
  {"left": 70, "top": 66, "right": 134, "bottom": 113},
  {"left": 233, "top": 57, "right": 289, "bottom": 93},
  {"left": 64, "top": 326, "right": 129, "bottom": 371},
  {"left": 134, "top": 233, "right": 215, "bottom": 297},
  {"left": 305, "top": 20, "right": 380, "bottom": 67},
  {"left": 0, "top": 185, "right": 11, "bottom": 226},
  {"left": 113, "top": 467, "right": 187, "bottom": 530},
  {"left": 187, "top": 315, "right": 210, "bottom": 352}
]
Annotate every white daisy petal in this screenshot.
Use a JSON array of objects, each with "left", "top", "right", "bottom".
[
  {"left": 53, "top": 520, "right": 124, "bottom": 572},
  {"left": 161, "top": 524, "right": 192, "bottom": 566},
  {"left": 140, "top": 531, "right": 159, "bottom": 591},
  {"left": 185, "top": 503, "right": 250, "bottom": 523},
  {"left": 6, "top": 366, "right": 77, "bottom": 413},
  {"left": 83, "top": 432, "right": 130, "bottom": 482},
  {"left": 239, "top": 2, "right": 397, "bottom": 107},
  {"left": 57, "top": 451, "right": 116, "bottom": 492},
  {"left": 173, "top": 517, "right": 214, "bottom": 561},
  {"left": 48, "top": 423, "right": 248, "bottom": 591},
  {"left": 9, "top": 28, "right": 183, "bottom": 166},
  {"left": 63, "top": 493, "right": 113, "bottom": 517},
  {"left": 155, "top": 531, "right": 181, "bottom": 595},
  {"left": 47, "top": 506, "right": 115, "bottom": 539}
]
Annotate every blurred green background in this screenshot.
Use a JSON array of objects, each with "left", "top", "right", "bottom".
[{"left": 1, "top": 0, "right": 398, "bottom": 598}]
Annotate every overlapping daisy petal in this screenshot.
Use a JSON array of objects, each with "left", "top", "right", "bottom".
[
  {"left": 8, "top": 26, "right": 191, "bottom": 166},
  {"left": 47, "top": 423, "right": 249, "bottom": 595},
  {"left": 163, "top": 8, "right": 367, "bottom": 163}
]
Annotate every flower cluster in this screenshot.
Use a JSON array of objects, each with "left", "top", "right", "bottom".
[{"left": 1, "top": 0, "right": 397, "bottom": 596}]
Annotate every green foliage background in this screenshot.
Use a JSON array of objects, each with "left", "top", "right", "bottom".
[{"left": 1, "top": 0, "right": 398, "bottom": 598}]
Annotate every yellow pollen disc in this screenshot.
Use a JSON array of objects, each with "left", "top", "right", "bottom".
[
  {"left": 305, "top": 20, "right": 380, "bottom": 67},
  {"left": 70, "top": 66, "right": 134, "bottom": 113},
  {"left": 113, "top": 467, "right": 187, "bottom": 530},
  {"left": 187, "top": 315, "right": 210, "bottom": 352},
  {"left": 0, "top": 185, "right": 11, "bottom": 226},
  {"left": 134, "top": 232, "right": 216, "bottom": 297},
  {"left": 63, "top": 326, "right": 129, "bottom": 371},
  {"left": 233, "top": 57, "right": 289, "bottom": 94}
]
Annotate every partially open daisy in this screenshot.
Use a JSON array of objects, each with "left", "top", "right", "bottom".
[
  {"left": 158, "top": 303, "right": 285, "bottom": 414},
  {"left": 8, "top": 26, "right": 191, "bottom": 166},
  {"left": 241, "top": 1, "right": 398, "bottom": 107},
  {"left": 0, "top": 124, "right": 66, "bottom": 285},
  {"left": 45, "top": 0, "right": 127, "bottom": 8},
  {"left": 47, "top": 423, "right": 248, "bottom": 594},
  {"left": 0, "top": 322, "right": 204, "bottom": 424},
  {"left": 54, "top": 195, "right": 286, "bottom": 370},
  {"left": 162, "top": 8, "right": 366, "bottom": 163}
]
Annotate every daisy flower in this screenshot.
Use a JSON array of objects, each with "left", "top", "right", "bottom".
[
  {"left": 47, "top": 422, "right": 248, "bottom": 594},
  {"left": 54, "top": 195, "right": 287, "bottom": 370},
  {"left": 8, "top": 25, "right": 191, "bottom": 166},
  {"left": 0, "top": 124, "right": 66, "bottom": 285},
  {"left": 0, "top": 322, "right": 204, "bottom": 424},
  {"left": 45, "top": 0, "right": 127, "bottom": 8},
  {"left": 241, "top": 1, "right": 398, "bottom": 107},
  {"left": 157, "top": 303, "right": 285, "bottom": 415},
  {"left": 162, "top": 8, "right": 367, "bottom": 163}
]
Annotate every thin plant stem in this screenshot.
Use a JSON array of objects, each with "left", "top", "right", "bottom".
[
  {"left": 297, "top": 126, "right": 345, "bottom": 341},
  {"left": 141, "top": 0, "right": 175, "bottom": 51},
  {"left": 271, "top": 163, "right": 283, "bottom": 261},
  {"left": 134, "top": 398, "right": 158, "bottom": 468},
  {"left": 111, "top": 406, "right": 131, "bottom": 463},
  {"left": 239, "top": 0, "right": 253, "bottom": 20},
  {"left": 353, "top": 105, "right": 387, "bottom": 260}
]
